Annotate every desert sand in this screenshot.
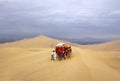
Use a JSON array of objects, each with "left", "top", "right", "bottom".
[{"left": 0, "top": 35, "right": 120, "bottom": 81}]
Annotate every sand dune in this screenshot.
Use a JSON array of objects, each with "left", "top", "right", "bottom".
[
  {"left": 82, "top": 40, "right": 120, "bottom": 51},
  {"left": 0, "top": 36, "right": 120, "bottom": 81},
  {"left": 0, "top": 35, "right": 69, "bottom": 48}
]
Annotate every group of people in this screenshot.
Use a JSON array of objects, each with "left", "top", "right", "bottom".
[{"left": 51, "top": 44, "right": 72, "bottom": 61}]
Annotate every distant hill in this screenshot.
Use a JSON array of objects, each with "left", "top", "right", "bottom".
[{"left": 51, "top": 36, "right": 112, "bottom": 45}]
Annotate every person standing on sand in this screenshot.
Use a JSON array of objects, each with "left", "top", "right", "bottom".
[
  {"left": 67, "top": 46, "right": 72, "bottom": 58},
  {"left": 51, "top": 50, "right": 57, "bottom": 61},
  {"left": 59, "top": 47, "right": 66, "bottom": 60}
]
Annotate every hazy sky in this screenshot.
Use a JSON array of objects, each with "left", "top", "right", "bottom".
[{"left": 0, "top": 0, "right": 120, "bottom": 39}]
